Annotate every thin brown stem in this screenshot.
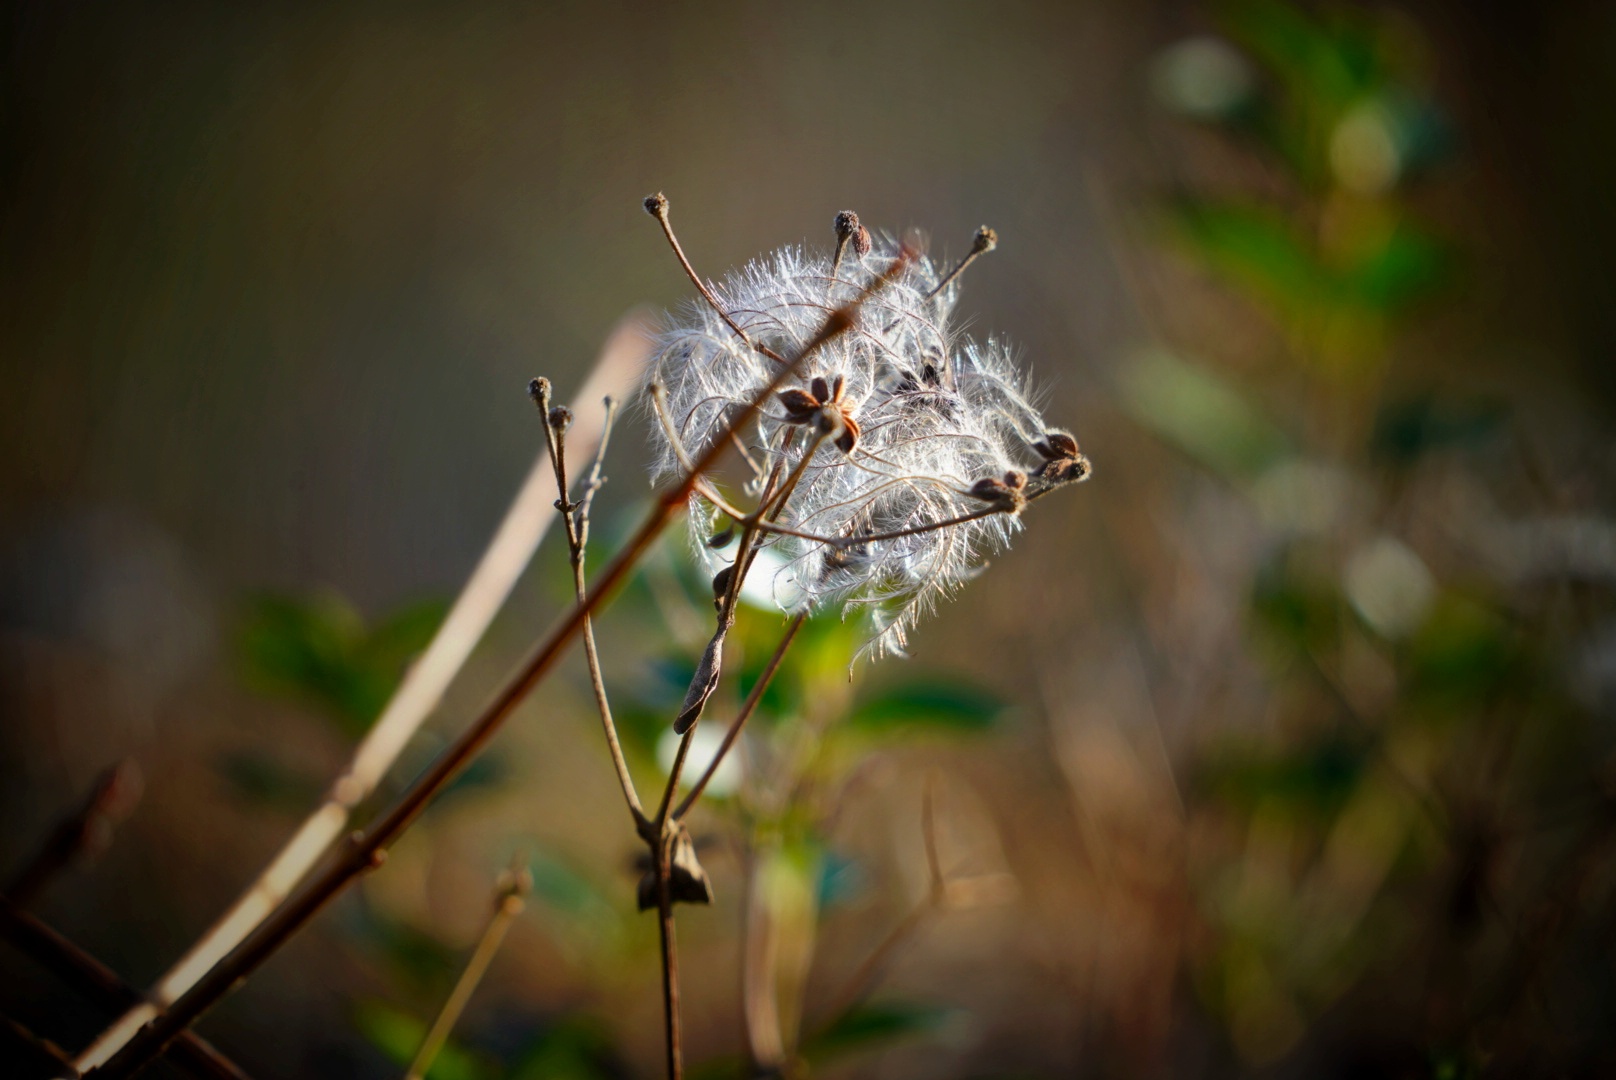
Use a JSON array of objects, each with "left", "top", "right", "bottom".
[
  {"left": 675, "top": 612, "right": 807, "bottom": 820},
  {"left": 89, "top": 248, "right": 908, "bottom": 1080},
  {"left": 76, "top": 320, "right": 653, "bottom": 1073},
  {"left": 657, "top": 858, "right": 683, "bottom": 1080},
  {"left": 925, "top": 225, "right": 997, "bottom": 302},
  {"left": 6, "top": 760, "right": 142, "bottom": 909},
  {"left": 645, "top": 192, "right": 786, "bottom": 365},
  {"left": 0, "top": 897, "right": 250, "bottom": 1080},
  {"left": 404, "top": 862, "right": 531, "bottom": 1080},
  {"left": 534, "top": 385, "right": 646, "bottom": 828},
  {"left": 5, "top": 1014, "right": 79, "bottom": 1077}
]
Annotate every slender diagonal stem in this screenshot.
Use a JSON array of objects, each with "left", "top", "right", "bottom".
[
  {"left": 924, "top": 226, "right": 997, "bottom": 302},
  {"left": 6, "top": 760, "right": 142, "bottom": 909},
  {"left": 88, "top": 251, "right": 908, "bottom": 1080},
  {"left": 404, "top": 865, "right": 530, "bottom": 1080},
  {"left": 74, "top": 320, "right": 650, "bottom": 1073},
  {"left": 644, "top": 193, "right": 786, "bottom": 365},
  {"left": 0, "top": 897, "right": 250, "bottom": 1080}
]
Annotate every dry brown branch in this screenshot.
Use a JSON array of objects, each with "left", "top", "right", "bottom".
[
  {"left": 74, "top": 317, "right": 652, "bottom": 1073},
  {"left": 6, "top": 759, "right": 142, "bottom": 909},
  {"left": 86, "top": 243, "right": 905, "bottom": 1080},
  {"left": 0, "top": 896, "right": 250, "bottom": 1080},
  {"left": 533, "top": 382, "right": 646, "bottom": 828}
]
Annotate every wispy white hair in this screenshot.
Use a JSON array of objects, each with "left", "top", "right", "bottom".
[{"left": 647, "top": 229, "right": 1067, "bottom": 658}]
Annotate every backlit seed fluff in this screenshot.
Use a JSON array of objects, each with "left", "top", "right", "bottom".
[{"left": 646, "top": 225, "right": 1087, "bottom": 658}]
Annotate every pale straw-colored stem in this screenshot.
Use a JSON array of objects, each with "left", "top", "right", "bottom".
[
  {"left": 73, "top": 316, "right": 651, "bottom": 1072},
  {"left": 403, "top": 864, "right": 530, "bottom": 1080}
]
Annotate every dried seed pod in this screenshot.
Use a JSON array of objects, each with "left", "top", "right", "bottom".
[
  {"left": 706, "top": 526, "right": 736, "bottom": 549},
  {"left": 834, "top": 414, "right": 861, "bottom": 455},
  {"left": 636, "top": 824, "right": 715, "bottom": 910},
  {"left": 968, "top": 474, "right": 1027, "bottom": 511},
  {"left": 547, "top": 405, "right": 573, "bottom": 433},
  {"left": 778, "top": 388, "right": 820, "bottom": 423},
  {"left": 711, "top": 565, "right": 734, "bottom": 603},
  {"left": 1036, "top": 430, "right": 1080, "bottom": 460},
  {"left": 1036, "top": 452, "right": 1092, "bottom": 485},
  {"left": 969, "top": 476, "right": 1012, "bottom": 502}
]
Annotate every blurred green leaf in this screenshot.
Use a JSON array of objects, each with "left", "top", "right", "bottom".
[
  {"left": 1218, "top": 0, "right": 1385, "bottom": 180},
  {"left": 1348, "top": 222, "right": 1449, "bottom": 312},
  {"left": 1199, "top": 731, "right": 1371, "bottom": 819},
  {"left": 1370, "top": 395, "right": 1506, "bottom": 465},
  {"left": 238, "top": 592, "right": 444, "bottom": 738},
  {"left": 352, "top": 999, "right": 494, "bottom": 1080},
  {"left": 509, "top": 1016, "right": 616, "bottom": 1080},
  {"left": 526, "top": 850, "right": 615, "bottom": 923},
  {"left": 348, "top": 910, "right": 461, "bottom": 994},
  {"left": 845, "top": 681, "right": 1002, "bottom": 736},
  {"left": 218, "top": 752, "right": 322, "bottom": 813},
  {"left": 1403, "top": 595, "right": 1520, "bottom": 712},
  {"left": 1119, "top": 349, "right": 1291, "bottom": 479},
  {"left": 803, "top": 1001, "right": 953, "bottom": 1064},
  {"left": 1250, "top": 541, "right": 1344, "bottom": 655},
  {"left": 1167, "top": 200, "right": 1327, "bottom": 314}
]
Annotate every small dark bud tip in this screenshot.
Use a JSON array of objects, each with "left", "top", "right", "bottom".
[
  {"left": 833, "top": 210, "right": 861, "bottom": 237},
  {"left": 548, "top": 405, "right": 573, "bottom": 432},
  {"left": 853, "top": 224, "right": 872, "bottom": 256},
  {"left": 644, "top": 192, "right": 668, "bottom": 216},
  {"left": 528, "top": 377, "right": 549, "bottom": 404},
  {"left": 707, "top": 526, "right": 736, "bottom": 549},
  {"left": 973, "top": 226, "right": 998, "bottom": 254},
  {"left": 711, "top": 565, "right": 734, "bottom": 601}
]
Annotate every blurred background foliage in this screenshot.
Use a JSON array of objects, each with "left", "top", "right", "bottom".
[{"left": 4, "top": 0, "right": 1616, "bottom": 1077}]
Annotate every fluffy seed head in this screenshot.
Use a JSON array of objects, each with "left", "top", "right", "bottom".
[{"left": 646, "top": 223, "right": 1085, "bottom": 658}]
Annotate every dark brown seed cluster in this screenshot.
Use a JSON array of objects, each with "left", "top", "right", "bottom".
[
  {"left": 1033, "top": 430, "right": 1092, "bottom": 484},
  {"left": 967, "top": 469, "right": 1029, "bottom": 511},
  {"left": 710, "top": 564, "right": 734, "bottom": 609},
  {"left": 636, "top": 823, "right": 714, "bottom": 910},
  {"left": 834, "top": 209, "right": 873, "bottom": 257},
  {"left": 777, "top": 374, "right": 861, "bottom": 454}
]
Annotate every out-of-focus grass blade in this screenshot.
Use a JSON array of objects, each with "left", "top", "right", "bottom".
[
  {"left": 845, "top": 681, "right": 1003, "bottom": 736},
  {"left": 803, "top": 1001, "right": 955, "bottom": 1065},
  {"left": 1118, "top": 349, "right": 1290, "bottom": 480}
]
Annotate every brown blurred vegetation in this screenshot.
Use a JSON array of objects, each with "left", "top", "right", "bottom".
[{"left": 4, "top": 1, "right": 1616, "bottom": 1077}]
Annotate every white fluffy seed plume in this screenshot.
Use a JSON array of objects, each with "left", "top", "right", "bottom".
[{"left": 646, "top": 215, "right": 1090, "bottom": 659}]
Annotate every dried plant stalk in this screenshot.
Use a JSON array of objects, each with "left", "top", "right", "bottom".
[
  {"left": 74, "top": 317, "right": 651, "bottom": 1072},
  {"left": 0, "top": 897, "right": 250, "bottom": 1080},
  {"left": 86, "top": 252, "right": 887, "bottom": 1080},
  {"left": 403, "top": 862, "right": 531, "bottom": 1080}
]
